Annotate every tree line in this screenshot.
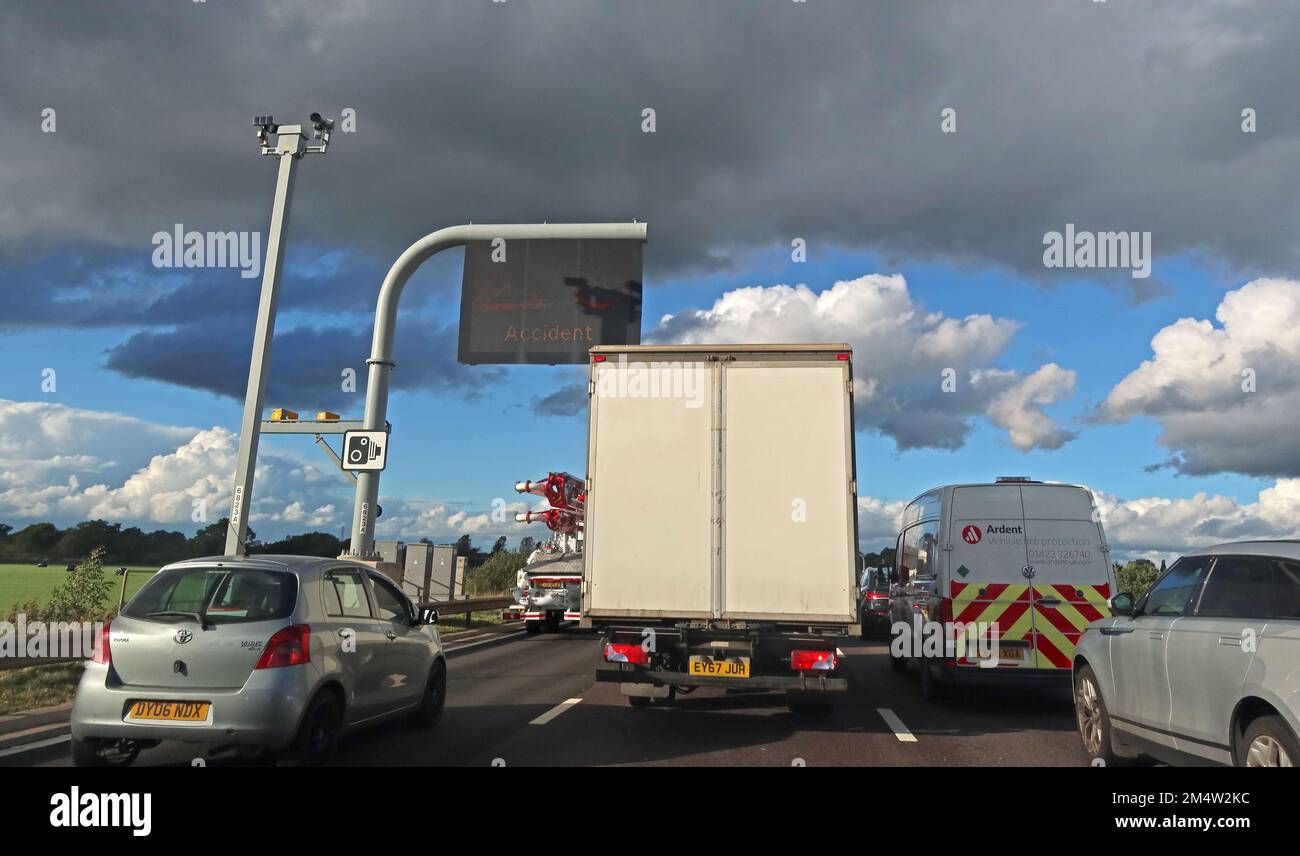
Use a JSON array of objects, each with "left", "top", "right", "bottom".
[{"left": 0, "top": 518, "right": 541, "bottom": 569}]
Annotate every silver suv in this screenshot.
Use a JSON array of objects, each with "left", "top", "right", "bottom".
[
  {"left": 71, "top": 555, "right": 446, "bottom": 766},
  {"left": 1073, "top": 541, "right": 1300, "bottom": 767}
]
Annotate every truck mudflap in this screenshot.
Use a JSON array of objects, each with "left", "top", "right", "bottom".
[{"left": 596, "top": 667, "right": 848, "bottom": 692}]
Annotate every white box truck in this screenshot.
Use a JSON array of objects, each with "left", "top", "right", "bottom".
[{"left": 583, "top": 344, "right": 859, "bottom": 710}]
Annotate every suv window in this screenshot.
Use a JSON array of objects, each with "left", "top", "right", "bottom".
[
  {"left": 1139, "top": 556, "right": 1210, "bottom": 617},
  {"left": 324, "top": 568, "right": 373, "bottom": 618},
  {"left": 370, "top": 575, "right": 410, "bottom": 623},
  {"left": 1275, "top": 560, "right": 1300, "bottom": 620},
  {"left": 1196, "top": 556, "right": 1273, "bottom": 620},
  {"left": 124, "top": 567, "right": 297, "bottom": 625}
]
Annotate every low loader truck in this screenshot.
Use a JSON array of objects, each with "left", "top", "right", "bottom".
[{"left": 582, "top": 344, "right": 860, "bottom": 711}]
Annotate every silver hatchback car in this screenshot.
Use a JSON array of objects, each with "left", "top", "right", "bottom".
[
  {"left": 71, "top": 555, "right": 447, "bottom": 766},
  {"left": 1073, "top": 541, "right": 1300, "bottom": 767}
]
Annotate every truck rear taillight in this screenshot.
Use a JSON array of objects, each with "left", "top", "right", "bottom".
[
  {"left": 790, "top": 650, "right": 837, "bottom": 671},
  {"left": 92, "top": 622, "right": 111, "bottom": 665},
  {"left": 255, "top": 624, "right": 311, "bottom": 669},
  {"left": 603, "top": 642, "right": 649, "bottom": 665}
]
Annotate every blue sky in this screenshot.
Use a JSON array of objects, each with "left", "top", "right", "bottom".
[{"left": 0, "top": 239, "right": 1282, "bottom": 556}]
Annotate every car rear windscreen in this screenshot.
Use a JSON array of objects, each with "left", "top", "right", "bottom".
[{"left": 123, "top": 567, "right": 298, "bottom": 625}]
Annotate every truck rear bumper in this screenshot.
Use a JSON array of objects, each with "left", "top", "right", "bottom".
[{"left": 595, "top": 667, "right": 848, "bottom": 692}]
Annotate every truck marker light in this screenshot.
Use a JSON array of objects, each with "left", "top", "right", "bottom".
[
  {"left": 790, "top": 650, "right": 837, "bottom": 671},
  {"left": 603, "top": 642, "right": 649, "bottom": 665},
  {"left": 836, "top": 353, "right": 849, "bottom": 361},
  {"left": 593, "top": 355, "right": 607, "bottom": 362}
]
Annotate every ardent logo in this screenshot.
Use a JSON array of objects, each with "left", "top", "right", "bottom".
[{"left": 961, "top": 525, "right": 982, "bottom": 544}]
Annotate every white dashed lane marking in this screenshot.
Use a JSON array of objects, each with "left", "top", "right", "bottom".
[
  {"left": 0, "top": 734, "right": 70, "bottom": 759},
  {"left": 877, "top": 707, "right": 917, "bottom": 743},
  {"left": 529, "top": 698, "right": 582, "bottom": 726}
]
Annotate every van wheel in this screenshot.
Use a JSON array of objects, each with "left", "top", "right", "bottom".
[
  {"left": 409, "top": 660, "right": 447, "bottom": 729},
  {"left": 1074, "top": 664, "right": 1131, "bottom": 766},
  {"left": 918, "top": 660, "right": 947, "bottom": 702},
  {"left": 285, "top": 692, "right": 342, "bottom": 766},
  {"left": 889, "top": 652, "right": 907, "bottom": 673},
  {"left": 71, "top": 736, "right": 140, "bottom": 768},
  {"left": 1239, "top": 715, "right": 1298, "bottom": 767}
]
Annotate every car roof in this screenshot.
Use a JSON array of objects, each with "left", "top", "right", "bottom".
[
  {"left": 159, "top": 554, "right": 367, "bottom": 573},
  {"left": 1182, "top": 540, "right": 1300, "bottom": 561}
]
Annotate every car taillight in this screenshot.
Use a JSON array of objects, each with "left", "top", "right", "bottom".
[
  {"left": 603, "top": 642, "right": 649, "bottom": 665},
  {"left": 790, "top": 650, "right": 837, "bottom": 671},
  {"left": 937, "top": 597, "right": 954, "bottom": 624},
  {"left": 255, "top": 624, "right": 311, "bottom": 669},
  {"left": 92, "top": 622, "right": 111, "bottom": 665}
]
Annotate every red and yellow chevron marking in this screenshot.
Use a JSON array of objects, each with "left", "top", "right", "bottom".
[
  {"left": 950, "top": 581, "right": 1111, "bottom": 669},
  {"left": 950, "top": 582, "right": 1033, "bottom": 667},
  {"left": 1030, "top": 583, "right": 1112, "bottom": 669}
]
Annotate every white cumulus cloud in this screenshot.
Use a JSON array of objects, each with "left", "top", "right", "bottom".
[
  {"left": 1101, "top": 277, "right": 1300, "bottom": 477},
  {"left": 653, "top": 274, "right": 1077, "bottom": 452}
]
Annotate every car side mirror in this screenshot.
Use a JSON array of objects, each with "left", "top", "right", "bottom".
[
  {"left": 418, "top": 608, "right": 439, "bottom": 626},
  {"left": 1109, "top": 592, "right": 1135, "bottom": 617}
]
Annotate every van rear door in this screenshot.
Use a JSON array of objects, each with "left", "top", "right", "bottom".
[
  {"left": 1020, "top": 485, "right": 1113, "bottom": 670},
  {"left": 947, "top": 485, "right": 1035, "bottom": 669}
]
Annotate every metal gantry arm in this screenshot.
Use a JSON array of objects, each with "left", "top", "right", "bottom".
[{"left": 345, "top": 221, "right": 648, "bottom": 558}]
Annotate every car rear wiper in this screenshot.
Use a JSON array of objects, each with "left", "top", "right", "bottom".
[{"left": 146, "top": 611, "right": 212, "bottom": 630}]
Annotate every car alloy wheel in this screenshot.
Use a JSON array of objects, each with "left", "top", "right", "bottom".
[
  {"left": 1245, "top": 735, "right": 1293, "bottom": 767},
  {"left": 1075, "top": 673, "right": 1104, "bottom": 756}
]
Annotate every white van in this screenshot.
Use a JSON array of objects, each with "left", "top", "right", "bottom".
[{"left": 888, "top": 478, "right": 1115, "bottom": 697}]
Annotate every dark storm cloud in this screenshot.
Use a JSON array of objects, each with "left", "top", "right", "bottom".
[
  {"left": 2, "top": 0, "right": 1297, "bottom": 280},
  {"left": 531, "top": 383, "right": 586, "bottom": 417},
  {"left": 105, "top": 316, "right": 505, "bottom": 409}
]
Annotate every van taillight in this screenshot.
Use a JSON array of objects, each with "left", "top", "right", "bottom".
[
  {"left": 603, "top": 642, "right": 649, "bottom": 665},
  {"left": 255, "top": 624, "right": 311, "bottom": 669},
  {"left": 790, "top": 650, "right": 837, "bottom": 671},
  {"left": 92, "top": 622, "right": 111, "bottom": 665}
]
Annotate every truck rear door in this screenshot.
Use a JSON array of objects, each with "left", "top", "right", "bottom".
[
  {"left": 1020, "top": 485, "right": 1113, "bottom": 670},
  {"left": 585, "top": 354, "right": 715, "bottom": 618},
  {"left": 947, "top": 485, "right": 1036, "bottom": 669},
  {"left": 721, "top": 359, "right": 856, "bottom": 622}
]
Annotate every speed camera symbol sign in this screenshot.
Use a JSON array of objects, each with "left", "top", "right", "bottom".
[{"left": 342, "top": 430, "right": 388, "bottom": 472}]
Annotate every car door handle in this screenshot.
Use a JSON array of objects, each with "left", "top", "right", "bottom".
[
  {"left": 1100, "top": 626, "right": 1134, "bottom": 635},
  {"left": 1037, "top": 597, "right": 1062, "bottom": 607},
  {"left": 1218, "top": 636, "right": 1243, "bottom": 647},
  {"left": 1148, "top": 631, "right": 1165, "bottom": 640}
]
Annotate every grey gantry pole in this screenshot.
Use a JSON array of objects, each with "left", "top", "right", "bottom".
[
  {"left": 225, "top": 115, "right": 335, "bottom": 556},
  {"left": 345, "top": 221, "right": 648, "bottom": 558}
]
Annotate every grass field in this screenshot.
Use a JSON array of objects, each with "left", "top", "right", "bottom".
[
  {"left": 0, "top": 564, "right": 158, "bottom": 614},
  {"left": 435, "top": 609, "right": 508, "bottom": 635},
  {"left": 0, "top": 662, "right": 84, "bottom": 714}
]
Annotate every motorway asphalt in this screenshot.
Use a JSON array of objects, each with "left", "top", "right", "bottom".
[{"left": 1, "top": 627, "right": 1089, "bottom": 767}]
